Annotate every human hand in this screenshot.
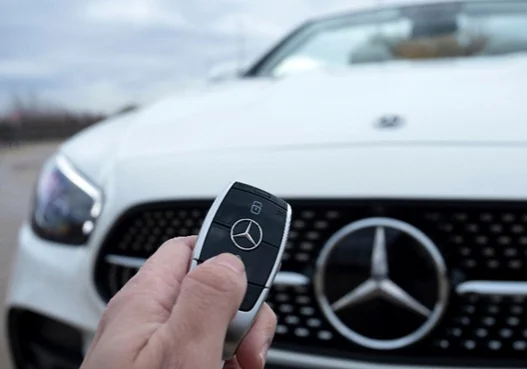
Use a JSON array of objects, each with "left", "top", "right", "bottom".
[{"left": 81, "top": 236, "right": 277, "bottom": 369}]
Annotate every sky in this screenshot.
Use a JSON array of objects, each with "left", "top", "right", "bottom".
[{"left": 0, "top": 0, "right": 377, "bottom": 115}]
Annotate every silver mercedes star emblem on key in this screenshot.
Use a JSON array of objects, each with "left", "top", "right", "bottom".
[{"left": 230, "top": 218, "right": 264, "bottom": 250}]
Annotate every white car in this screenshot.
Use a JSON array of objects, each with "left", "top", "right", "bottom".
[{"left": 5, "top": 0, "right": 527, "bottom": 368}]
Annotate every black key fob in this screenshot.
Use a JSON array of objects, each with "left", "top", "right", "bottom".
[{"left": 190, "top": 181, "right": 292, "bottom": 360}]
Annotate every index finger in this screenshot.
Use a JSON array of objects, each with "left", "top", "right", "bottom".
[{"left": 103, "top": 236, "right": 197, "bottom": 329}]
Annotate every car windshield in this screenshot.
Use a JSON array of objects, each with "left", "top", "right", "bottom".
[{"left": 252, "top": 1, "right": 527, "bottom": 77}]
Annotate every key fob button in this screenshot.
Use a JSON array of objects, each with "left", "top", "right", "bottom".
[
  {"left": 240, "top": 284, "right": 266, "bottom": 312},
  {"left": 198, "top": 223, "right": 279, "bottom": 286},
  {"left": 232, "top": 182, "right": 287, "bottom": 210},
  {"left": 215, "top": 188, "right": 287, "bottom": 248}
]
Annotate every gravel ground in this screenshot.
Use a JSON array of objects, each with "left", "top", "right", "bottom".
[{"left": 0, "top": 141, "right": 63, "bottom": 369}]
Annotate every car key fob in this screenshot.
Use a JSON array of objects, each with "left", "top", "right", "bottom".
[{"left": 190, "top": 181, "right": 292, "bottom": 361}]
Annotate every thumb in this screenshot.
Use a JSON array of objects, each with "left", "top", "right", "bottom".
[{"left": 159, "top": 253, "right": 247, "bottom": 368}]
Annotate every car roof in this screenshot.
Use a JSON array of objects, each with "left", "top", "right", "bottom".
[{"left": 313, "top": 0, "right": 518, "bottom": 22}]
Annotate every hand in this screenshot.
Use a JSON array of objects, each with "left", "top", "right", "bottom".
[{"left": 81, "top": 236, "right": 277, "bottom": 369}]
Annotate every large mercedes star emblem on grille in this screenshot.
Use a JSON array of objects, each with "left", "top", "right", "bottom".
[
  {"left": 314, "top": 217, "right": 449, "bottom": 350},
  {"left": 230, "top": 218, "right": 264, "bottom": 250}
]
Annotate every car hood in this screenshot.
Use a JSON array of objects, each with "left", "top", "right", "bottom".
[{"left": 61, "top": 54, "right": 527, "bottom": 184}]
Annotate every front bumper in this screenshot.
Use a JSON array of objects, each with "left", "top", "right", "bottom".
[
  {"left": 5, "top": 225, "right": 447, "bottom": 369},
  {"left": 8, "top": 223, "right": 527, "bottom": 369},
  {"left": 5, "top": 224, "right": 100, "bottom": 369},
  {"left": 4, "top": 225, "right": 320, "bottom": 369}
]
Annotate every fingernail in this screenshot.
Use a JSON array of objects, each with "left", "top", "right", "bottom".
[{"left": 206, "top": 253, "right": 245, "bottom": 274}]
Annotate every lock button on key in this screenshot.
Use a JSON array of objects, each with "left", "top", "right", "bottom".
[
  {"left": 214, "top": 188, "right": 287, "bottom": 248},
  {"left": 250, "top": 201, "right": 263, "bottom": 215}
]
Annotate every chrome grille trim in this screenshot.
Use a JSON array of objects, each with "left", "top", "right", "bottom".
[
  {"left": 104, "top": 254, "right": 310, "bottom": 287},
  {"left": 456, "top": 281, "right": 527, "bottom": 296},
  {"left": 105, "top": 255, "right": 145, "bottom": 269},
  {"left": 273, "top": 272, "right": 310, "bottom": 287},
  {"left": 266, "top": 349, "right": 498, "bottom": 369}
]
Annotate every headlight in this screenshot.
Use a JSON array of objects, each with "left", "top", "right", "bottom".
[{"left": 30, "top": 154, "right": 103, "bottom": 245}]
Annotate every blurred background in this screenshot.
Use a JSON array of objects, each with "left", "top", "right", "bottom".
[
  {"left": 2, "top": 0, "right": 527, "bottom": 368},
  {"left": 1, "top": 2, "right": 370, "bottom": 367},
  {"left": 1, "top": 0, "right": 369, "bottom": 123}
]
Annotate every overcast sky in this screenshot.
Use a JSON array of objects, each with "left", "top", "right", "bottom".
[{"left": 0, "top": 0, "right": 378, "bottom": 115}]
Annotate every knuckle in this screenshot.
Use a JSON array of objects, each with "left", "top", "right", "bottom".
[
  {"left": 174, "top": 318, "right": 209, "bottom": 347},
  {"left": 264, "top": 304, "right": 278, "bottom": 328},
  {"left": 268, "top": 306, "right": 278, "bottom": 326},
  {"left": 143, "top": 238, "right": 189, "bottom": 269},
  {"left": 105, "top": 291, "right": 123, "bottom": 312},
  {"left": 99, "top": 297, "right": 119, "bottom": 329},
  {"left": 174, "top": 344, "right": 202, "bottom": 368},
  {"left": 162, "top": 236, "right": 196, "bottom": 251},
  {"left": 101, "top": 273, "right": 142, "bottom": 321},
  {"left": 160, "top": 236, "right": 185, "bottom": 249}
]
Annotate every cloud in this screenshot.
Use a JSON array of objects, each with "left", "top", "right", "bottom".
[
  {"left": 0, "top": 60, "right": 60, "bottom": 79},
  {"left": 212, "top": 13, "right": 284, "bottom": 39},
  {"left": 83, "top": 0, "right": 190, "bottom": 29},
  {"left": 0, "top": 0, "right": 377, "bottom": 114}
]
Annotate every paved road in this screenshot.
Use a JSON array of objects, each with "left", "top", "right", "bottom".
[{"left": 0, "top": 141, "right": 63, "bottom": 369}]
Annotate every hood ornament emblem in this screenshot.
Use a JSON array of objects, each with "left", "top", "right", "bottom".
[{"left": 376, "top": 115, "right": 404, "bottom": 128}]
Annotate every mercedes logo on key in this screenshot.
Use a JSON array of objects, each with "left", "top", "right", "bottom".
[{"left": 230, "top": 218, "right": 264, "bottom": 251}]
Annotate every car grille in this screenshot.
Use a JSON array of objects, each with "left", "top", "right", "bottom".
[{"left": 94, "top": 200, "right": 527, "bottom": 367}]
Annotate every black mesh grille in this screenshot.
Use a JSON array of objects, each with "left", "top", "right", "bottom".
[
  {"left": 266, "top": 287, "right": 527, "bottom": 366},
  {"left": 94, "top": 199, "right": 527, "bottom": 367}
]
